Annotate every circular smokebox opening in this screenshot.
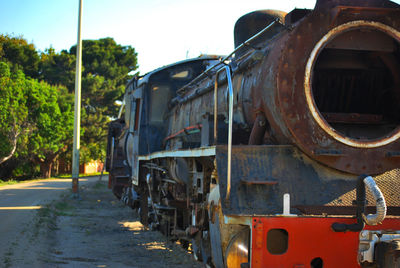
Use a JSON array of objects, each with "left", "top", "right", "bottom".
[{"left": 305, "top": 21, "right": 400, "bottom": 148}]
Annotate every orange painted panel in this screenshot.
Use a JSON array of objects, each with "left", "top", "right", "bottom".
[{"left": 251, "top": 217, "right": 400, "bottom": 268}]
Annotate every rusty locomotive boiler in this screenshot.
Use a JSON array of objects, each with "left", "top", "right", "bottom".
[{"left": 106, "top": 0, "right": 400, "bottom": 267}]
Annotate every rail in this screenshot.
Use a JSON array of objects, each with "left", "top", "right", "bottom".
[
  {"left": 175, "top": 19, "right": 279, "bottom": 97},
  {"left": 214, "top": 66, "right": 234, "bottom": 202}
]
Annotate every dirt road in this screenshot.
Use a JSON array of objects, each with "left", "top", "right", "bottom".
[
  {"left": 0, "top": 177, "right": 99, "bottom": 266},
  {"left": 0, "top": 177, "right": 203, "bottom": 267}
]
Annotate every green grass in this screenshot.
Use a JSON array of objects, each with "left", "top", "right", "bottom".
[
  {"left": 57, "top": 172, "right": 108, "bottom": 178},
  {"left": 35, "top": 206, "right": 57, "bottom": 234},
  {"left": 36, "top": 201, "right": 76, "bottom": 231},
  {"left": 93, "top": 181, "right": 106, "bottom": 190},
  {"left": 0, "top": 172, "right": 109, "bottom": 188},
  {"left": 53, "top": 201, "right": 76, "bottom": 216},
  {"left": 0, "top": 179, "right": 19, "bottom": 186},
  {"left": 37, "top": 206, "right": 53, "bottom": 219}
]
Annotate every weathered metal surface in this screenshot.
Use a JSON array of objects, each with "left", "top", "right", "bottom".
[
  {"left": 303, "top": 20, "right": 400, "bottom": 148},
  {"left": 259, "top": 5, "right": 400, "bottom": 175},
  {"left": 215, "top": 145, "right": 400, "bottom": 216},
  {"left": 166, "top": 1, "right": 400, "bottom": 174},
  {"left": 294, "top": 205, "right": 400, "bottom": 216},
  {"left": 223, "top": 215, "right": 253, "bottom": 226},
  {"left": 314, "top": 0, "right": 400, "bottom": 10},
  {"left": 137, "top": 146, "right": 216, "bottom": 161}
]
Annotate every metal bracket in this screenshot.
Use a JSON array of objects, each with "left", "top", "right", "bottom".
[
  {"left": 358, "top": 230, "right": 400, "bottom": 264},
  {"left": 110, "top": 137, "right": 115, "bottom": 171}
]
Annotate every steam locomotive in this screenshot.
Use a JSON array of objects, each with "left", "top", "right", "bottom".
[{"left": 106, "top": 0, "right": 400, "bottom": 267}]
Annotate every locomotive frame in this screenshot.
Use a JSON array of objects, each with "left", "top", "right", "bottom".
[{"left": 106, "top": 0, "right": 400, "bottom": 267}]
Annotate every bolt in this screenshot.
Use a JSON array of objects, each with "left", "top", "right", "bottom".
[{"left": 361, "top": 231, "right": 367, "bottom": 238}]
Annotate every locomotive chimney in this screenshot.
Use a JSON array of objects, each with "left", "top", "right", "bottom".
[{"left": 233, "top": 10, "right": 286, "bottom": 57}]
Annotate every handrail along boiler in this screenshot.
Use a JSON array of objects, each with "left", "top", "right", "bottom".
[{"left": 106, "top": 0, "right": 400, "bottom": 267}]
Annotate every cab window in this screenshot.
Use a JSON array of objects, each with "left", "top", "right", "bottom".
[{"left": 150, "top": 85, "right": 171, "bottom": 124}]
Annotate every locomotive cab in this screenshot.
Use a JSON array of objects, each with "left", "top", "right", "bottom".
[
  {"left": 132, "top": 57, "right": 221, "bottom": 156},
  {"left": 106, "top": 56, "right": 220, "bottom": 194}
]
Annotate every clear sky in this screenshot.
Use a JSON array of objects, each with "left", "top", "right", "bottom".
[{"left": 1, "top": 0, "right": 400, "bottom": 74}]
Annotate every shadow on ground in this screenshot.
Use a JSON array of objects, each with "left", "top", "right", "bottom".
[{"left": 40, "top": 179, "right": 203, "bottom": 268}]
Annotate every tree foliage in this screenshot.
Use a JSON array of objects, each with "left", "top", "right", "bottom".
[
  {"left": 40, "top": 48, "right": 76, "bottom": 89},
  {"left": 0, "top": 62, "right": 28, "bottom": 164},
  {"left": 27, "top": 80, "right": 74, "bottom": 178},
  {"left": 0, "top": 34, "right": 137, "bottom": 179},
  {"left": 41, "top": 37, "right": 138, "bottom": 161},
  {"left": 0, "top": 35, "right": 40, "bottom": 78},
  {"left": 0, "top": 60, "right": 74, "bottom": 178}
]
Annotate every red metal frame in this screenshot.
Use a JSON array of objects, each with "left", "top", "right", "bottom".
[{"left": 251, "top": 217, "right": 400, "bottom": 267}]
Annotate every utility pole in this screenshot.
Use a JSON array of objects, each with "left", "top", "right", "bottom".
[{"left": 72, "top": 0, "right": 83, "bottom": 198}]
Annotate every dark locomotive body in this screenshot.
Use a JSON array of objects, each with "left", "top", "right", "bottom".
[{"left": 106, "top": 0, "right": 400, "bottom": 267}]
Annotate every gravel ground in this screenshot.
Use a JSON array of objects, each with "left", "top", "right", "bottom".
[{"left": 6, "top": 177, "right": 203, "bottom": 268}]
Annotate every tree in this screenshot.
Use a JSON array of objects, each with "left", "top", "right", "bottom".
[
  {"left": 40, "top": 48, "right": 76, "bottom": 90},
  {"left": 0, "top": 60, "right": 72, "bottom": 178},
  {"left": 0, "top": 35, "right": 40, "bottom": 78},
  {"left": 0, "top": 62, "right": 28, "bottom": 164},
  {"left": 26, "top": 80, "right": 74, "bottom": 178},
  {"left": 0, "top": 35, "right": 138, "bottom": 178},
  {"left": 77, "top": 38, "right": 138, "bottom": 161},
  {"left": 41, "top": 38, "right": 138, "bottom": 162}
]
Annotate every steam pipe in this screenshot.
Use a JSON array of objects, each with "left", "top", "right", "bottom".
[
  {"left": 146, "top": 173, "right": 159, "bottom": 224},
  {"left": 248, "top": 112, "right": 267, "bottom": 145},
  {"left": 363, "top": 176, "right": 387, "bottom": 225},
  {"left": 214, "top": 66, "right": 234, "bottom": 202},
  {"left": 332, "top": 174, "right": 386, "bottom": 232}
]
